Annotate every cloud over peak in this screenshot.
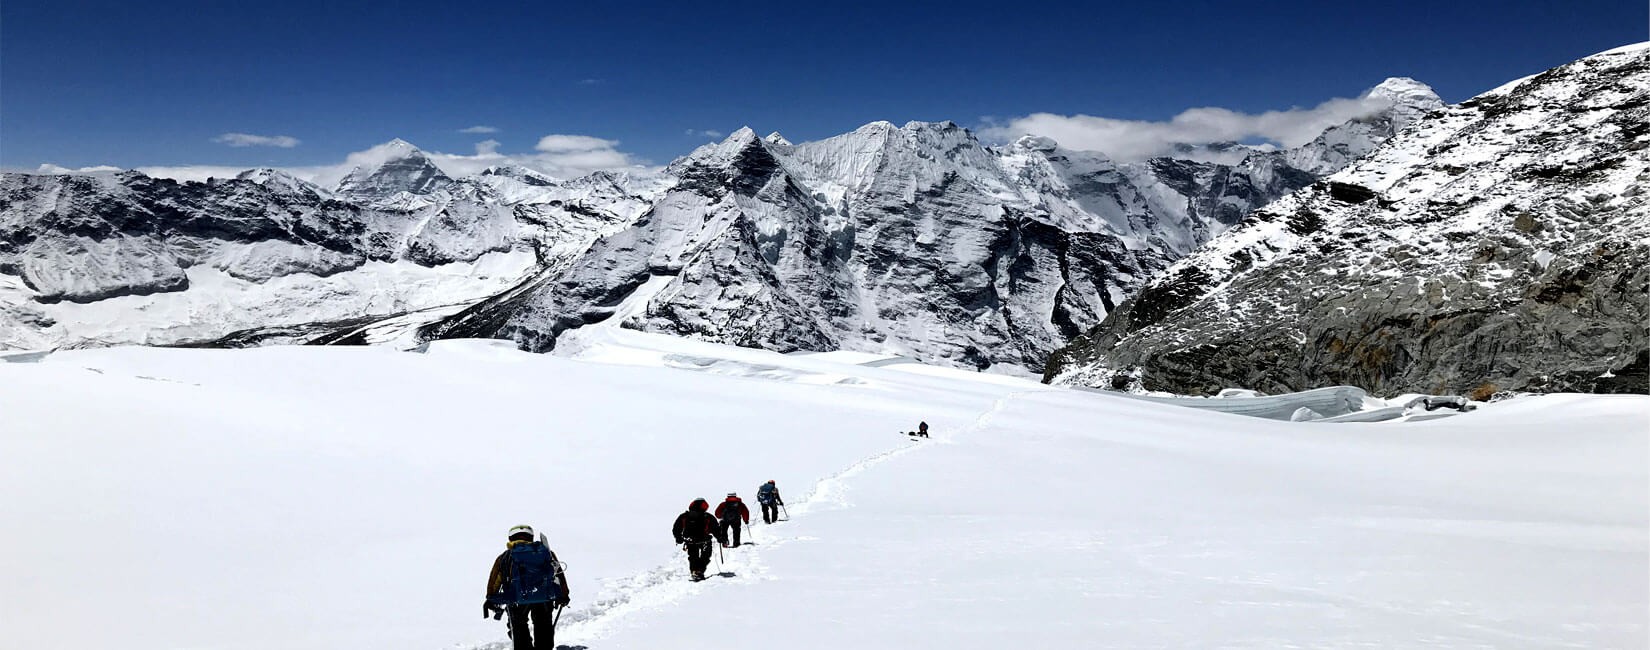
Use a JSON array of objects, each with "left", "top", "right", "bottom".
[
  {"left": 212, "top": 133, "right": 301, "bottom": 148},
  {"left": 981, "top": 84, "right": 1412, "bottom": 162}
]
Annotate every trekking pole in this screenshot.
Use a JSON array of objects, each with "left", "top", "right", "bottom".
[
  {"left": 551, "top": 603, "right": 565, "bottom": 645},
  {"left": 781, "top": 503, "right": 789, "bottom": 520}
]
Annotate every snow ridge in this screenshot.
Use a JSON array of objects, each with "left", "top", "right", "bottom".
[
  {"left": 4, "top": 78, "right": 1435, "bottom": 369},
  {"left": 1048, "top": 44, "right": 1650, "bottom": 395}
]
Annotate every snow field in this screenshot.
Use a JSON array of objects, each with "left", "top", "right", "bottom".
[
  {"left": 1, "top": 331, "right": 1644, "bottom": 649},
  {"left": 0, "top": 333, "right": 1025, "bottom": 649}
]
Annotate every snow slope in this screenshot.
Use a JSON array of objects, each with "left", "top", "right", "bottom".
[{"left": 1, "top": 332, "right": 1643, "bottom": 649}]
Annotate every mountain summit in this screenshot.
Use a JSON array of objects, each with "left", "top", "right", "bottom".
[
  {"left": 1047, "top": 44, "right": 1649, "bottom": 395},
  {"left": 334, "top": 139, "right": 453, "bottom": 200},
  {"left": 3, "top": 77, "right": 1470, "bottom": 372}
]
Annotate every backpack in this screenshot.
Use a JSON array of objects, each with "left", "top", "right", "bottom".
[
  {"left": 719, "top": 499, "right": 742, "bottom": 522},
  {"left": 503, "top": 542, "right": 561, "bottom": 605},
  {"left": 757, "top": 484, "right": 776, "bottom": 504}
]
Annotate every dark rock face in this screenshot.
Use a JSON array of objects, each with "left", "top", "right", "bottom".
[
  {"left": 0, "top": 171, "right": 365, "bottom": 303},
  {"left": 423, "top": 126, "right": 1172, "bottom": 369},
  {"left": 0, "top": 150, "right": 647, "bottom": 349},
  {"left": 423, "top": 101, "right": 1428, "bottom": 371},
  {"left": 4, "top": 78, "right": 1433, "bottom": 361},
  {"left": 1048, "top": 45, "right": 1650, "bottom": 395}
]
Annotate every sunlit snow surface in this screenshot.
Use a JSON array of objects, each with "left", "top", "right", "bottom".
[{"left": 1, "top": 331, "right": 1644, "bottom": 649}]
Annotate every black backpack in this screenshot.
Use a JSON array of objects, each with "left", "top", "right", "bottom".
[
  {"left": 503, "top": 542, "right": 561, "bottom": 605},
  {"left": 720, "top": 500, "right": 742, "bottom": 522}
]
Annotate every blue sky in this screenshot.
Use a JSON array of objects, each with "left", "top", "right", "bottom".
[{"left": 2, "top": 0, "right": 1643, "bottom": 176}]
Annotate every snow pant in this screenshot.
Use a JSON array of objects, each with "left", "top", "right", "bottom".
[
  {"left": 506, "top": 602, "right": 555, "bottom": 650},
  {"left": 761, "top": 502, "right": 779, "bottom": 524},
  {"left": 685, "top": 540, "right": 714, "bottom": 574},
  {"left": 720, "top": 519, "right": 742, "bottom": 546}
]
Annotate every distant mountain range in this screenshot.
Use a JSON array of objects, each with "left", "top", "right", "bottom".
[
  {"left": 1, "top": 76, "right": 1439, "bottom": 378},
  {"left": 20, "top": 45, "right": 1643, "bottom": 398}
]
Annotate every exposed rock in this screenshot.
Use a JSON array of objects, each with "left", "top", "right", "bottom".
[
  {"left": 1048, "top": 44, "right": 1650, "bottom": 395},
  {"left": 3, "top": 79, "right": 1436, "bottom": 362}
]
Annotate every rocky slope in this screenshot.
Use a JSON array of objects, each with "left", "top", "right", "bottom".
[
  {"left": 2, "top": 78, "right": 1433, "bottom": 366},
  {"left": 1047, "top": 44, "right": 1650, "bottom": 395},
  {"left": 425, "top": 87, "right": 1435, "bottom": 372},
  {"left": 0, "top": 150, "right": 652, "bottom": 348}
]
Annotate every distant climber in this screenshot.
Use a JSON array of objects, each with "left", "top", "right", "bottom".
[
  {"left": 756, "top": 480, "right": 784, "bottom": 524},
  {"left": 715, "top": 492, "right": 751, "bottom": 547},
  {"left": 908, "top": 421, "right": 929, "bottom": 438},
  {"left": 484, "top": 524, "right": 570, "bottom": 650},
  {"left": 673, "top": 498, "right": 727, "bottom": 581}
]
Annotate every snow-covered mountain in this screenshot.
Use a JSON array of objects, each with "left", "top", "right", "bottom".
[
  {"left": 422, "top": 85, "right": 1437, "bottom": 370},
  {"left": 1, "top": 78, "right": 1436, "bottom": 367},
  {"left": 1047, "top": 44, "right": 1650, "bottom": 395},
  {"left": 0, "top": 149, "right": 656, "bottom": 349}
]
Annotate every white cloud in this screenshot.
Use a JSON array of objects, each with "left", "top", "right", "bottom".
[
  {"left": 535, "top": 134, "right": 620, "bottom": 153},
  {"left": 212, "top": 133, "right": 301, "bottom": 148},
  {"left": 459, "top": 125, "right": 500, "bottom": 134},
  {"left": 980, "top": 93, "right": 1397, "bottom": 162},
  {"left": 684, "top": 129, "right": 725, "bottom": 138},
  {"left": 474, "top": 139, "right": 501, "bottom": 155},
  {"left": 36, "top": 163, "right": 123, "bottom": 174}
]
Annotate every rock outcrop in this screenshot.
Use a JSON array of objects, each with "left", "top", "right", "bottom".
[
  {"left": 2, "top": 78, "right": 1436, "bottom": 366},
  {"left": 1047, "top": 44, "right": 1650, "bottom": 395}
]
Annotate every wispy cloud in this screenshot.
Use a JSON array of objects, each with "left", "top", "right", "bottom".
[
  {"left": 684, "top": 129, "right": 724, "bottom": 138},
  {"left": 459, "top": 125, "right": 500, "bottom": 134},
  {"left": 212, "top": 132, "right": 301, "bottom": 148},
  {"left": 36, "top": 163, "right": 123, "bottom": 174},
  {"left": 576, "top": 78, "right": 604, "bottom": 86},
  {"left": 535, "top": 134, "right": 620, "bottom": 153},
  {"left": 981, "top": 92, "right": 1398, "bottom": 162}
]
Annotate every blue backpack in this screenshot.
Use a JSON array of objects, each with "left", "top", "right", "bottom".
[
  {"left": 503, "top": 542, "right": 561, "bottom": 605},
  {"left": 757, "top": 484, "right": 777, "bottom": 505}
]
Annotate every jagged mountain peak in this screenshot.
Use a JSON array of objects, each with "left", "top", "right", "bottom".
[
  {"left": 674, "top": 126, "right": 772, "bottom": 169},
  {"left": 234, "top": 168, "right": 328, "bottom": 197},
  {"left": 335, "top": 138, "right": 452, "bottom": 199},
  {"left": 764, "top": 131, "right": 793, "bottom": 146},
  {"left": 725, "top": 126, "right": 759, "bottom": 143},
  {"left": 1365, "top": 76, "right": 1442, "bottom": 104},
  {"left": 1048, "top": 43, "right": 1650, "bottom": 395},
  {"left": 381, "top": 137, "right": 419, "bottom": 151},
  {"left": 901, "top": 119, "right": 962, "bottom": 132},
  {"left": 1012, "top": 135, "right": 1060, "bottom": 152},
  {"left": 477, "top": 165, "right": 558, "bottom": 186},
  {"left": 1363, "top": 77, "right": 1445, "bottom": 126}
]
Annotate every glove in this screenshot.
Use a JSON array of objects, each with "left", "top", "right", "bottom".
[
  {"left": 555, "top": 594, "right": 571, "bottom": 607},
  {"left": 483, "top": 601, "right": 504, "bottom": 620}
]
